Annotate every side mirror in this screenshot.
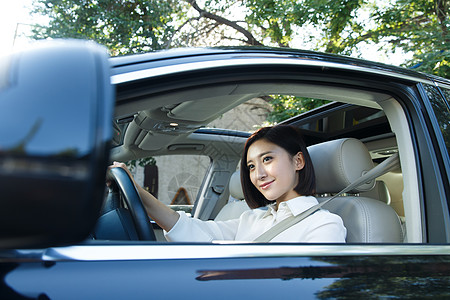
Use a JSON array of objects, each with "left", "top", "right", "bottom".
[{"left": 0, "top": 40, "right": 114, "bottom": 249}]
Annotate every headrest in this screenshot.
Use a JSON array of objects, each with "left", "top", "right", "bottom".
[
  {"left": 308, "top": 138, "right": 375, "bottom": 194},
  {"left": 229, "top": 171, "right": 245, "bottom": 200},
  {"left": 360, "top": 181, "right": 391, "bottom": 205}
]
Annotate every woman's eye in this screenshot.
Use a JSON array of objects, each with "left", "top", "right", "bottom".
[
  {"left": 263, "top": 156, "right": 272, "bottom": 163},
  {"left": 247, "top": 164, "right": 255, "bottom": 171}
]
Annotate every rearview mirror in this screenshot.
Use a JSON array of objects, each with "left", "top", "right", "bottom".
[{"left": 0, "top": 40, "right": 113, "bottom": 249}]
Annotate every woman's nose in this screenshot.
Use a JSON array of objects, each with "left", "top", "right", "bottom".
[{"left": 256, "top": 165, "right": 267, "bottom": 180}]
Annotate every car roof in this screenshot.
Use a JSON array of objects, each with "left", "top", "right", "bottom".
[{"left": 110, "top": 46, "right": 445, "bottom": 85}]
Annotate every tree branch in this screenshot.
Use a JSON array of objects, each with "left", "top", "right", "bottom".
[
  {"left": 435, "top": 0, "right": 449, "bottom": 43},
  {"left": 165, "top": 16, "right": 201, "bottom": 48},
  {"left": 185, "top": 0, "right": 263, "bottom": 46}
]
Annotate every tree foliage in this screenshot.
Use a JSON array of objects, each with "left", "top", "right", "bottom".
[
  {"left": 31, "top": 0, "right": 450, "bottom": 75},
  {"left": 367, "top": 0, "right": 450, "bottom": 78},
  {"left": 32, "top": 0, "right": 185, "bottom": 55},
  {"left": 266, "top": 95, "right": 329, "bottom": 124},
  {"left": 126, "top": 156, "right": 156, "bottom": 171}
]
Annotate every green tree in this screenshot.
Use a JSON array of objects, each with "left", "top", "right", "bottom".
[
  {"left": 32, "top": 0, "right": 450, "bottom": 75},
  {"left": 32, "top": 0, "right": 186, "bottom": 55},
  {"left": 266, "top": 95, "right": 329, "bottom": 124},
  {"left": 243, "top": 0, "right": 450, "bottom": 78},
  {"left": 367, "top": 0, "right": 450, "bottom": 78},
  {"left": 244, "top": 0, "right": 365, "bottom": 51},
  {"left": 170, "top": 0, "right": 263, "bottom": 47}
]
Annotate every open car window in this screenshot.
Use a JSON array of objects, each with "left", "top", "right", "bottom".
[{"left": 109, "top": 87, "right": 417, "bottom": 244}]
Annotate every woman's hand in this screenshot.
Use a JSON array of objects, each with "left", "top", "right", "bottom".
[
  {"left": 107, "top": 161, "right": 137, "bottom": 187},
  {"left": 109, "top": 161, "right": 132, "bottom": 176},
  {"left": 107, "top": 161, "right": 180, "bottom": 232}
]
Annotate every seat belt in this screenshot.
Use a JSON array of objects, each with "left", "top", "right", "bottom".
[{"left": 253, "top": 153, "right": 400, "bottom": 242}]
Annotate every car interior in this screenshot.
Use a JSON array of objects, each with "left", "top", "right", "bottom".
[{"left": 105, "top": 78, "right": 420, "bottom": 244}]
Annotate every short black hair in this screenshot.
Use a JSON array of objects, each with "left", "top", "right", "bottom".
[{"left": 240, "top": 125, "right": 316, "bottom": 209}]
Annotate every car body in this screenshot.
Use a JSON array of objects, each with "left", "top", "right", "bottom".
[{"left": 1, "top": 40, "right": 449, "bottom": 299}]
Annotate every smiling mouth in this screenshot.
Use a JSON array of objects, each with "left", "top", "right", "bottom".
[{"left": 259, "top": 181, "right": 274, "bottom": 190}]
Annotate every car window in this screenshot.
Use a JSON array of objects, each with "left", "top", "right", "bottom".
[
  {"left": 131, "top": 154, "right": 211, "bottom": 215},
  {"left": 108, "top": 57, "right": 436, "bottom": 244},
  {"left": 423, "top": 84, "right": 450, "bottom": 159}
]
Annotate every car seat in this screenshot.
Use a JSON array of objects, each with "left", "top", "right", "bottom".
[
  {"left": 214, "top": 171, "right": 250, "bottom": 221},
  {"left": 309, "top": 138, "right": 403, "bottom": 243},
  {"left": 360, "top": 180, "right": 391, "bottom": 205}
]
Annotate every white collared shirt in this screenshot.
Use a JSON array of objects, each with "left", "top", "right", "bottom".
[{"left": 165, "top": 196, "right": 346, "bottom": 243}]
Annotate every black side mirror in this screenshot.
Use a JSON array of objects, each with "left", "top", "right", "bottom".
[{"left": 0, "top": 40, "right": 114, "bottom": 249}]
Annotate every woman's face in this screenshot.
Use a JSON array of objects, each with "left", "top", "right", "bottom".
[{"left": 246, "top": 139, "right": 305, "bottom": 204}]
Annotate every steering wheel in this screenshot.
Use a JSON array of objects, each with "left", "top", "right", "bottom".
[{"left": 104, "top": 167, "right": 156, "bottom": 241}]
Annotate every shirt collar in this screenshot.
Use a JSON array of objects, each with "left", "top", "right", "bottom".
[{"left": 263, "top": 196, "right": 319, "bottom": 218}]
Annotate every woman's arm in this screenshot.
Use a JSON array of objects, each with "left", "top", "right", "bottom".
[
  {"left": 109, "top": 162, "right": 180, "bottom": 232},
  {"left": 109, "top": 162, "right": 243, "bottom": 242}
]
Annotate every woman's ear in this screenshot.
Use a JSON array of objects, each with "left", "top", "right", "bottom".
[{"left": 294, "top": 152, "right": 305, "bottom": 171}]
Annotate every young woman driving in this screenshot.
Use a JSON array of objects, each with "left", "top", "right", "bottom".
[{"left": 110, "top": 125, "right": 346, "bottom": 242}]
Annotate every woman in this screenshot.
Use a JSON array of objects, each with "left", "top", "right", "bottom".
[{"left": 110, "top": 125, "right": 346, "bottom": 242}]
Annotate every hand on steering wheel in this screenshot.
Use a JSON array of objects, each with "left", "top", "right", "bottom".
[{"left": 105, "top": 165, "right": 156, "bottom": 241}]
